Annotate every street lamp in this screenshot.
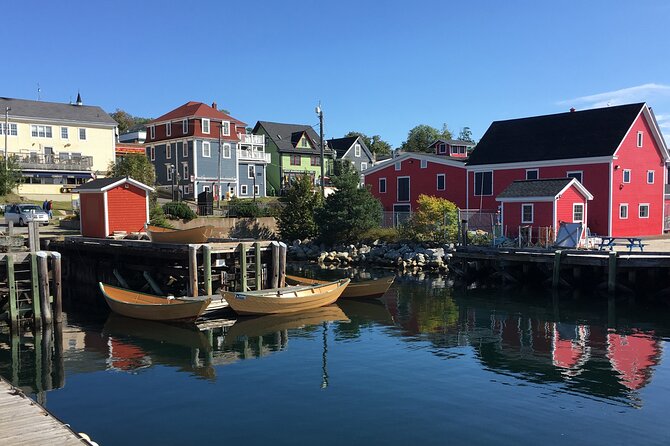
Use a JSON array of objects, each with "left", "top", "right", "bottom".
[{"left": 315, "top": 103, "right": 324, "bottom": 196}]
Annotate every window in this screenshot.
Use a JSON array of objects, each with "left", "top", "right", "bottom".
[
  {"left": 623, "top": 169, "right": 631, "bottom": 183},
  {"left": 438, "top": 143, "right": 446, "bottom": 154},
  {"left": 184, "top": 185, "right": 191, "bottom": 195},
  {"left": 61, "top": 127, "right": 68, "bottom": 139},
  {"left": 78, "top": 128, "right": 86, "bottom": 140},
  {"left": 166, "top": 165, "right": 172, "bottom": 181},
  {"left": 521, "top": 204, "right": 534, "bottom": 223},
  {"left": 166, "top": 122, "right": 172, "bottom": 137},
  {"left": 248, "top": 165, "right": 255, "bottom": 179},
  {"left": 311, "top": 156, "right": 320, "bottom": 166},
  {"left": 395, "top": 161, "right": 401, "bottom": 171},
  {"left": 567, "top": 171, "right": 582, "bottom": 183},
  {"left": 254, "top": 185, "right": 260, "bottom": 196},
  {"left": 223, "top": 143, "right": 231, "bottom": 158},
  {"left": 437, "top": 173, "right": 446, "bottom": 191},
  {"left": 241, "top": 185, "right": 248, "bottom": 195},
  {"left": 647, "top": 170, "right": 655, "bottom": 184},
  {"left": 182, "top": 119, "right": 188, "bottom": 134},
  {"left": 637, "top": 131, "right": 643, "bottom": 148},
  {"left": 620, "top": 203, "right": 628, "bottom": 219},
  {"left": 150, "top": 125, "right": 155, "bottom": 139},
  {"left": 639, "top": 204, "right": 649, "bottom": 218},
  {"left": 361, "top": 162, "right": 368, "bottom": 171},
  {"left": 474, "top": 171, "right": 493, "bottom": 196},
  {"left": 166, "top": 144, "right": 172, "bottom": 159},
  {"left": 525, "top": 169, "right": 538, "bottom": 180},
  {"left": 379, "top": 178, "right": 387, "bottom": 193},
  {"left": 31, "top": 125, "right": 52, "bottom": 138},
  {"left": 202, "top": 141, "right": 211, "bottom": 157},
  {"left": 202, "top": 118, "right": 210, "bottom": 134},
  {"left": 354, "top": 144, "right": 361, "bottom": 157},
  {"left": 420, "top": 159, "right": 428, "bottom": 169},
  {"left": 182, "top": 141, "right": 188, "bottom": 157},
  {"left": 300, "top": 137, "right": 310, "bottom": 148},
  {"left": 183, "top": 163, "right": 189, "bottom": 179},
  {"left": 291, "top": 155, "right": 301, "bottom": 166},
  {"left": 573, "top": 203, "right": 584, "bottom": 222},
  {"left": 397, "top": 177, "right": 410, "bottom": 202},
  {"left": 222, "top": 121, "right": 230, "bottom": 136},
  {"left": 0, "top": 123, "right": 17, "bottom": 136},
  {"left": 149, "top": 146, "right": 155, "bottom": 161}
]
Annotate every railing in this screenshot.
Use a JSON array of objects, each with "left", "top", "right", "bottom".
[
  {"left": 238, "top": 134, "right": 265, "bottom": 145},
  {"left": 15, "top": 153, "right": 93, "bottom": 171},
  {"left": 237, "top": 149, "right": 271, "bottom": 162},
  {"left": 381, "top": 211, "right": 412, "bottom": 228}
]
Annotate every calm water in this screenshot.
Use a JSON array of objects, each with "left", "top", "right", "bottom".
[{"left": 2, "top": 273, "right": 670, "bottom": 446}]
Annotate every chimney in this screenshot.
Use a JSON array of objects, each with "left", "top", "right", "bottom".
[
  {"left": 570, "top": 107, "right": 576, "bottom": 113},
  {"left": 212, "top": 101, "right": 217, "bottom": 110}
]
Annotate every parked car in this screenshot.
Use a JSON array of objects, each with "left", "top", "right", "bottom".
[{"left": 4, "top": 204, "right": 49, "bottom": 226}]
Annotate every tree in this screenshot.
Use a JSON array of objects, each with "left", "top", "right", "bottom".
[
  {"left": 107, "top": 153, "right": 155, "bottom": 187},
  {"left": 278, "top": 174, "right": 323, "bottom": 241},
  {"left": 344, "top": 131, "right": 392, "bottom": 156},
  {"left": 110, "top": 109, "right": 152, "bottom": 134},
  {"left": 458, "top": 127, "right": 474, "bottom": 143},
  {"left": 402, "top": 195, "right": 459, "bottom": 244},
  {"left": 316, "top": 161, "right": 382, "bottom": 244},
  {"left": 400, "top": 124, "right": 453, "bottom": 153},
  {"left": 0, "top": 156, "right": 22, "bottom": 196}
]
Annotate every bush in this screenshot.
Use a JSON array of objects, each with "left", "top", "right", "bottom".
[
  {"left": 228, "top": 197, "right": 261, "bottom": 218},
  {"left": 402, "top": 195, "right": 458, "bottom": 244},
  {"left": 358, "top": 227, "right": 400, "bottom": 244},
  {"left": 162, "top": 202, "right": 197, "bottom": 221}
]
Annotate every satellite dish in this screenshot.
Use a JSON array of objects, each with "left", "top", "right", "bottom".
[{"left": 315, "top": 105, "right": 321, "bottom": 115}]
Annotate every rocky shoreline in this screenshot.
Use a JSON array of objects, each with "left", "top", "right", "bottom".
[{"left": 287, "top": 240, "right": 451, "bottom": 272}]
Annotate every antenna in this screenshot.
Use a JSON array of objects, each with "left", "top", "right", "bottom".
[{"left": 37, "top": 83, "right": 41, "bottom": 101}]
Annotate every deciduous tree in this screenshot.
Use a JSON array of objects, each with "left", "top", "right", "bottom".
[
  {"left": 344, "top": 131, "right": 392, "bottom": 156},
  {"left": 401, "top": 124, "right": 453, "bottom": 152},
  {"left": 403, "top": 194, "right": 459, "bottom": 243}
]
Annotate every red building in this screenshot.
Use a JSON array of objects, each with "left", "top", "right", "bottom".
[
  {"left": 363, "top": 153, "right": 467, "bottom": 220},
  {"left": 466, "top": 103, "right": 669, "bottom": 237},
  {"left": 75, "top": 177, "right": 154, "bottom": 238},
  {"left": 496, "top": 178, "right": 593, "bottom": 242},
  {"left": 427, "top": 138, "right": 475, "bottom": 158}
]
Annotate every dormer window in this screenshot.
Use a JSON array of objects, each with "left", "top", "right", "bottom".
[
  {"left": 150, "top": 125, "right": 155, "bottom": 140},
  {"left": 182, "top": 119, "right": 188, "bottom": 134},
  {"left": 202, "top": 118, "right": 210, "bottom": 134},
  {"left": 222, "top": 121, "right": 230, "bottom": 136},
  {"left": 354, "top": 144, "right": 361, "bottom": 157},
  {"left": 438, "top": 143, "right": 446, "bottom": 154},
  {"left": 637, "top": 131, "right": 643, "bottom": 148},
  {"left": 166, "top": 122, "right": 171, "bottom": 137},
  {"left": 301, "top": 136, "right": 310, "bottom": 148}
]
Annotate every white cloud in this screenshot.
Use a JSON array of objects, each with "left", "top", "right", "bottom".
[{"left": 559, "top": 83, "right": 670, "bottom": 108}]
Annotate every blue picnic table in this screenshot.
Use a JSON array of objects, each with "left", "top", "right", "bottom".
[{"left": 598, "top": 236, "right": 645, "bottom": 252}]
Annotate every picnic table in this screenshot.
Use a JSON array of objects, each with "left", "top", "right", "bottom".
[{"left": 598, "top": 236, "right": 645, "bottom": 252}]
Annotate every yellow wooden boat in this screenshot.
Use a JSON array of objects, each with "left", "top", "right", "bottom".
[
  {"left": 285, "top": 274, "right": 395, "bottom": 299},
  {"left": 221, "top": 279, "right": 350, "bottom": 315},
  {"left": 99, "top": 283, "right": 211, "bottom": 322},
  {"left": 146, "top": 225, "right": 214, "bottom": 244}
]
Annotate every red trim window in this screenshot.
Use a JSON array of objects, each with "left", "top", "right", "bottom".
[{"left": 291, "top": 155, "right": 301, "bottom": 166}]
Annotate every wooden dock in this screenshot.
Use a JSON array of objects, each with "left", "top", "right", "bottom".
[{"left": 0, "top": 376, "right": 88, "bottom": 445}]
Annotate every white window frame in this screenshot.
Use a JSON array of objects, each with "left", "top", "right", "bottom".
[
  {"left": 223, "top": 143, "right": 231, "bottom": 158},
  {"left": 360, "top": 162, "right": 368, "bottom": 171},
  {"left": 647, "top": 170, "right": 655, "bottom": 184},
  {"left": 623, "top": 169, "right": 631, "bottom": 184},
  {"left": 521, "top": 204, "right": 534, "bottom": 224},
  {"left": 1, "top": 123, "right": 17, "bottom": 136},
  {"left": 474, "top": 171, "right": 493, "bottom": 196},
  {"left": 61, "top": 127, "right": 68, "bottom": 139},
  {"left": 573, "top": 203, "right": 584, "bottom": 222},
  {"left": 248, "top": 164, "right": 255, "bottom": 179},
  {"left": 149, "top": 146, "right": 155, "bottom": 161},
  {"left": 637, "top": 131, "right": 643, "bottom": 148},
  {"left": 241, "top": 184, "right": 248, "bottom": 195},
  {"left": 620, "top": 203, "right": 628, "bottom": 219},
  {"left": 202, "top": 118, "right": 210, "bottom": 134},
  {"left": 78, "top": 128, "right": 86, "bottom": 140},
  {"left": 420, "top": 159, "right": 428, "bottom": 169},
  {"left": 254, "top": 184, "right": 260, "bottom": 196},
  {"left": 438, "top": 143, "right": 446, "bottom": 154},
  {"left": 182, "top": 141, "right": 188, "bottom": 157},
  {"left": 166, "top": 122, "right": 172, "bottom": 137},
  {"left": 222, "top": 121, "right": 230, "bottom": 136},
  {"left": 182, "top": 162, "right": 189, "bottom": 180},
  {"left": 639, "top": 203, "right": 650, "bottom": 219},
  {"left": 436, "top": 173, "right": 446, "bottom": 191},
  {"left": 182, "top": 119, "right": 188, "bottom": 134},
  {"left": 31, "top": 125, "right": 53, "bottom": 138},
  {"left": 525, "top": 169, "right": 538, "bottom": 180},
  {"left": 202, "top": 141, "right": 211, "bottom": 158},
  {"left": 166, "top": 143, "right": 172, "bottom": 160},
  {"left": 379, "top": 177, "right": 387, "bottom": 193},
  {"left": 184, "top": 185, "right": 191, "bottom": 195},
  {"left": 166, "top": 164, "right": 172, "bottom": 181},
  {"left": 354, "top": 144, "right": 361, "bottom": 157},
  {"left": 395, "top": 161, "right": 401, "bottom": 171},
  {"left": 397, "top": 176, "right": 410, "bottom": 202},
  {"left": 150, "top": 125, "right": 155, "bottom": 139},
  {"left": 566, "top": 170, "right": 583, "bottom": 183}
]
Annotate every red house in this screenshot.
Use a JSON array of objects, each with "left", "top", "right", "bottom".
[
  {"left": 75, "top": 177, "right": 154, "bottom": 238},
  {"left": 466, "top": 103, "right": 669, "bottom": 237},
  {"left": 496, "top": 178, "right": 593, "bottom": 242},
  {"left": 427, "top": 138, "right": 475, "bottom": 158},
  {"left": 363, "top": 153, "right": 467, "bottom": 221}
]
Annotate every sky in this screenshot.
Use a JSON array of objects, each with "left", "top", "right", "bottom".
[{"left": 2, "top": 0, "right": 670, "bottom": 147}]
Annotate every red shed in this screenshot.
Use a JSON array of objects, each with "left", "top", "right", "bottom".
[
  {"left": 496, "top": 178, "right": 593, "bottom": 243},
  {"left": 75, "top": 177, "right": 154, "bottom": 238}
]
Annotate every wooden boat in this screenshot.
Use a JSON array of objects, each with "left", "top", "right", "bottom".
[
  {"left": 146, "top": 225, "right": 214, "bottom": 244},
  {"left": 221, "top": 279, "right": 350, "bottom": 315},
  {"left": 99, "top": 283, "right": 211, "bottom": 322},
  {"left": 285, "top": 274, "right": 395, "bottom": 299}
]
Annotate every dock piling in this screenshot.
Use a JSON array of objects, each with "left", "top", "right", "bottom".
[
  {"left": 608, "top": 251, "right": 618, "bottom": 294},
  {"left": 50, "top": 253, "right": 63, "bottom": 324},
  {"left": 239, "top": 243, "right": 248, "bottom": 292},
  {"left": 188, "top": 245, "right": 198, "bottom": 296},
  {"left": 254, "top": 242, "right": 262, "bottom": 290},
  {"left": 552, "top": 250, "right": 562, "bottom": 288},
  {"left": 37, "top": 252, "right": 52, "bottom": 325},
  {"left": 203, "top": 245, "right": 212, "bottom": 295},
  {"left": 6, "top": 255, "right": 18, "bottom": 331}
]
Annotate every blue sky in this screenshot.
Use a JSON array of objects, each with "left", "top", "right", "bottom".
[{"left": 3, "top": 0, "right": 670, "bottom": 146}]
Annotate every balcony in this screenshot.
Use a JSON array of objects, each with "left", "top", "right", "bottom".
[
  {"left": 238, "top": 134, "right": 265, "bottom": 145},
  {"left": 238, "top": 149, "right": 271, "bottom": 163},
  {"left": 15, "top": 152, "right": 93, "bottom": 171}
]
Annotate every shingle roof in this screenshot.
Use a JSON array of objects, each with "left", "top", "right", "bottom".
[
  {"left": 151, "top": 101, "right": 246, "bottom": 127},
  {"left": 253, "top": 121, "right": 331, "bottom": 155},
  {"left": 0, "top": 97, "right": 117, "bottom": 126},
  {"left": 497, "top": 178, "right": 574, "bottom": 199},
  {"left": 74, "top": 177, "right": 124, "bottom": 191},
  {"left": 467, "top": 103, "right": 645, "bottom": 166},
  {"left": 430, "top": 138, "right": 475, "bottom": 147},
  {"left": 327, "top": 136, "right": 360, "bottom": 158}
]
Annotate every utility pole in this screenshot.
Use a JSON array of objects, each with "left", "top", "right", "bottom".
[
  {"left": 4, "top": 107, "right": 10, "bottom": 194},
  {"left": 217, "top": 122, "right": 222, "bottom": 209},
  {"left": 316, "top": 103, "right": 324, "bottom": 196},
  {"left": 171, "top": 164, "right": 176, "bottom": 201}
]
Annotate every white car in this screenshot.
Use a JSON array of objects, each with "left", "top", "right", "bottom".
[{"left": 4, "top": 204, "right": 49, "bottom": 226}]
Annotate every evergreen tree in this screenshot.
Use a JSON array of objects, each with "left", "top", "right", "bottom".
[
  {"left": 278, "top": 174, "right": 322, "bottom": 241},
  {"left": 458, "top": 127, "right": 474, "bottom": 143}
]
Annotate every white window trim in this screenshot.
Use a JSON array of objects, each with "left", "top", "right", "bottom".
[
  {"left": 182, "top": 119, "right": 188, "bottom": 134},
  {"left": 150, "top": 125, "right": 155, "bottom": 139},
  {"left": 182, "top": 141, "right": 188, "bottom": 157},
  {"left": 647, "top": 170, "right": 655, "bottom": 184},
  {"left": 166, "top": 164, "right": 172, "bottom": 181},
  {"left": 166, "top": 143, "right": 172, "bottom": 160},
  {"left": 620, "top": 203, "right": 628, "bottom": 219},
  {"left": 436, "top": 173, "right": 446, "bottom": 191},
  {"left": 639, "top": 203, "right": 650, "bottom": 219},
  {"left": 637, "top": 131, "right": 643, "bottom": 148},
  {"left": 360, "top": 162, "right": 368, "bottom": 171},
  {"left": 397, "top": 176, "right": 410, "bottom": 202},
  {"left": 222, "top": 121, "right": 230, "bottom": 136},
  {"left": 78, "top": 128, "right": 86, "bottom": 140},
  {"left": 420, "top": 159, "right": 428, "bottom": 169},
  {"left": 241, "top": 184, "right": 248, "bottom": 195},
  {"left": 525, "top": 169, "right": 538, "bottom": 180},
  {"left": 254, "top": 184, "right": 260, "bottom": 196},
  {"left": 202, "top": 118, "right": 210, "bottom": 134},
  {"left": 521, "top": 203, "right": 534, "bottom": 224},
  {"left": 379, "top": 177, "right": 387, "bottom": 193},
  {"left": 166, "top": 122, "right": 172, "bottom": 137},
  {"left": 623, "top": 169, "right": 631, "bottom": 184},
  {"left": 150, "top": 146, "right": 155, "bottom": 161},
  {"left": 203, "top": 141, "right": 211, "bottom": 158},
  {"left": 474, "top": 171, "right": 493, "bottom": 196},
  {"left": 248, "top": 165, "right": 255, "bottom": 179},
  {"left": 60, "top": 127, "right": 68, "bottom": 139},
  {"left": 182, "top": 162, "right": 189, "bottom": 179},
  {"left": 223, "top": 143, "right": 231, "bottom": 159},
  {"left": 566, "top": 170, "right": 583, "bottom": 183},
  {"left": 573, "top": 203, "right": 584, "bottom": 222},
  {"left": 1, "top": 123, "right": 18, "bottom": 136},
  {"left": 438, "top": 143, "right": 446, "bottom": 154},
  {"left": 395, "top": 161, "right": 401, "bottom": 171},
  {"left": 354, "top": 144, "right": 361, "bottom": 157}
]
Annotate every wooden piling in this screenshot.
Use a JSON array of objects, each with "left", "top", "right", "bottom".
[
  {"left": 552, "top": 250, "right": 562, "bottom": 288},
  {"left": 254, "top": 241, "right": 262, "bottom": 290},
  {"left": 37, "top": 252, "right": 52, "bottom": 325},
  {"left": 239, "top": 243, "right": 248, "bottom": 292},
  {"left": 6, "top": 255, "right": 18, "bottom": 331},
  {"left": 188, "top": 245, "right": 198, "bottom": 297},
  {"left": 28, "top": 221, "right": 40, "bottom": 252},
  {"left": 30, "top": 253, "right": 42, "bottom": 328},
  {"left": 50, "top": 253, "right": 63, "bottom": 324},
  {"left": 271, "top": 242, "right": 280, "bottom": 289},
  {"left": 279, "top": 242, "right": 287, "bottom": 288},
  {"left": 203, "top": 245, "right": 212, "bottom": 295},
  {"left": 608, "top": 251, "right": 617, "bottom": 294}
]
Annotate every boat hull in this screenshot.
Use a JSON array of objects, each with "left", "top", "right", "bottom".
[
  {"left": 222, "top": 279, "right": 350, "bottom": 315},
  {"left": 285, "top": 274, "right": 395, "bottom": 299},
  {"left": 147, "top": 225, "right": 214, "bottom": 244},
  {"left": 99, "top": 283, "right": 211, "bottom": 322}
]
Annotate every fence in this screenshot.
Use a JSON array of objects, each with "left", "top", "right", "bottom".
[
  {"left": 458, "top": 209, "right": 498, "bottom": 233},
  {"left": 381, "top": 211, "right": 412, "bottom": 228}
]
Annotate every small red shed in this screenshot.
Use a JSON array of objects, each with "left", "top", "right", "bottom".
[
  {"left": 75, "top": 177, "right": 154, "bottom": 238},
  {"left": 496, "top": 178, "right": 593, "bottom": 243}
]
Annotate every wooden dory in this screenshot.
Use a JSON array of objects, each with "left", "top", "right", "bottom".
[
  {"left": 285, "top": 274, "right": 395, "bottom": 299},
  {"left": 99, "top": 283, "right": 211, "bottom": 322},
  {"left": 221, "top": 279, "right": 350, "bottom": 315},
  {"left": 146, "top": 225, "right": 214, "bottom": 244}
]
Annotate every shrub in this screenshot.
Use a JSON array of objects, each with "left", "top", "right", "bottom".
[
  {"left": 162, "top": 201, "right": 197, "bottom": 221},
  {"left": 228, "top": 197, "right": 262, "bottom": 218},
  {"left": 358, "top": 227, "right": 400, "bottom": 244},
  {"left": 403, "top": 195, "right": 459, "bottom": 244}
]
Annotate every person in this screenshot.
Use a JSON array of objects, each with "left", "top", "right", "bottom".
[
  {"left": 42, "top": 199, "right": 48, "bottom": 212},
  {"left": 47, "top": 200, "right": 53, "bottom": 219}
]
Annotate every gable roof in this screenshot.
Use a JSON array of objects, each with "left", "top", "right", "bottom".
[
  {"left": 75, "top": 177, "right": 155, "bottom": 193},
  {"left": 429, "top": 138, "right": 475, "bottom": 147},
  {"left": 150, "top": 101, "right": 246, "bottom": 127},
  {"left": 362, "top": 151, "right": 467, "bottom": 176},
  {"left": 496, "top": 178, "right": 593, "bottom": 201},
  {"left": 0, "top": 97, "right": 117, "bottom": 126},
  {"left": 327, "top": 136, "right": 373, "bottom": 159},
  {"left": 253, "top": 121, "right": 331, "bottom": 155},
  {"left": 467, "top": 103, "right": 646, "bottom": 166}
]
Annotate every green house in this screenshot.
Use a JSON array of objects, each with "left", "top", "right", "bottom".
[{"left": 252, "top": 121, "right": 334, "bottom": 195}]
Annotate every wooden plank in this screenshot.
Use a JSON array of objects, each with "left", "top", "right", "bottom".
[
  {"left": 279, "top": 242, "right": 287, "bottom": 288},
  {"left": 37, "top": 252, "right": 52, "bottom": 325},
  {"left": 254, "top": 241, "right": 262, "bottom": 290},
  {"left": 239, "top": 242, "right": 247, "bottom": 292},
  {"left": 203, "top": 245, "right": 212, "bottom": 296},
  {"left": 271, "top": 241, "right": 280, "bottom": 289},
  {"left": 188, "top": 245, "right": 198, "bottom": 297},
  {"left": 50, "top": 252, "right": 63, "bottom": 324},
  {"left": 6, "top": 255, "right": 18, "bottom": 330},
  {"left": 30, "top": 253, "right": 42, "bottom": 327}
]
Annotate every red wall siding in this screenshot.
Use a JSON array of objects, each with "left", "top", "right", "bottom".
[
  {"left": 555, "top": 186, "right": 588, "bottom": 228},
  {"left": 80, "top": 193, "right": 106, "bottom": 238},
  {"left": 611, "top": 114, "right": 665, "bottom": 237},
  {"left": 365, "top": 158, "right": 467, "bottom": 211},
  {"left": 501, "top": 201, "right": 553, "bottom": 237},
  {"left": 106, "top": 185, "right": 148, "bottom": 234}
]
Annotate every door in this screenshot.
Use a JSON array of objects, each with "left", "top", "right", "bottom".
[{"left": 44, "top": 147, "right": 54, "bottom": 164}]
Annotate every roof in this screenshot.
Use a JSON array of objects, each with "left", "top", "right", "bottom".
[
  {"left": 0, "top": 97, "right": 117, "bottom": 126},
  {"left": 467, "top": 103, "right": 646, "bottom": 166},
  {"left": 430, "top": 138, "right": 475, "bottom": 147},
  {"left": 362, "top": 151, "right": 467, "bottom": 176},
  {"left": 253, "top": 121, "right": 331, "bottom": 154},
  {"left": 150, "top": 101, "right": 246, "bottom": 127},
  {"left": 496, "top": 178, "right": 593, "bottom": 201},
  {"left": 75, "top": 177, "right": 155, "bottom": 193},
  {"left": 327, "top": 136, "right": 374, "bottom": 159}
]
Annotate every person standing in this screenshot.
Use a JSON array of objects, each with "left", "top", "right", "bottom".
[{"left": 47, "top": 200, "right": 53, "bottom": 219}]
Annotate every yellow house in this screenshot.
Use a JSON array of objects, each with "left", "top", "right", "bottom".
[{"left": 0, "top": 95, "right": 117, "bottom": 196}]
